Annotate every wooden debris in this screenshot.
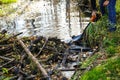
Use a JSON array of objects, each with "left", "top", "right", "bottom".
[
  {"left": 17, "top": 38, "right": 50, "bottom": 78},
  {"left": 0, "top": 32, "right": 93, "bottom": 79}
]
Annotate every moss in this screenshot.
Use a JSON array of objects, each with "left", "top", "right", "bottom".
[
  {"left": 0, "top": 0, "right": 17, "bottom": 4},
  {"left": 106, "top": 46, "right": 117, "bottom": 57},
  {"left": 0, "top": 0, "right": 17, "bottom": 16},
  {"left": 75, "top": 1, "right": 120, "bottom": 79},
  {"left": 81, "top": 57, "right": 120, "bottom": 80},
  {"left": 81, "top": 54, "right": 100, "bottom": 68},
  {"left": 116, "top": 0, "right": 120, "bottom": 14}
]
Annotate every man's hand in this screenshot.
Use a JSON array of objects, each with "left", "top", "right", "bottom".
[
  {"left": 92, "top": 11, "right": 96, "bottom": 17},
  {"left": 90, "top": 11, "right": 97, "bottom": 22},
  {"left": 103, "top": 0, "right": 109, "bottom": 6}
]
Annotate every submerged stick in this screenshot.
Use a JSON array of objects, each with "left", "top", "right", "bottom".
[{"left": 17, "top": 38, "right": 49, "bottom": 78}]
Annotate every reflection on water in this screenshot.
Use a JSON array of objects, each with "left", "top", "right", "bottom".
[{"left": 13, "top": 0, "right": 89, "bottom": 41}]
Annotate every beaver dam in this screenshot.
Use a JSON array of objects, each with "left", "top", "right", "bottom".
[
  {"left": 0, "top": 29, "right": 99, "bottom": 80},
  {"left": 0, "top": 0, "right": 95, "bottom": 80}
]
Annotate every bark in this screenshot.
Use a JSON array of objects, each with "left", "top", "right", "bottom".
[{"left": 17, "top": 38, "right": 49, "bottom": 78}]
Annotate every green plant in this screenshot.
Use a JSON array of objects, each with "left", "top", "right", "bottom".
[
  {"left": 116, "top": 0, "right": 120, "bottom": 14},
  {"left": 0, "top": 76, "right": 11, "bottom": 80},
  {"left": 81, "top": 57, "right": 120, "bottom": 80},
  {"left": 85, "top": 16, "right": 108, "bottom": 48},
  {"left": 2, "top": 68, "right": 8, "bottom": 74},
  {"left": 81, "top": 54, "right": 100, "bottom": 68},
  {"left": 103, "top": 38, "right": 116, "bottom": 47},
  {"left": 81, "top": 65, "right": 107, "bottom": 80},
  {"left": 106, "top": 46, "right": 117, "bottom": 57},
  {"left": 0, "top": 0, "right": 17, "bottom": 4},
  {"left": 0, "top": 0, "right": 17, "bottom": 16}
]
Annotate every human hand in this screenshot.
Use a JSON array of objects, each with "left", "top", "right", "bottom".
[
  {"left": 92, "top": 11, "right": 96, "bottom": 17},
  {"left": 103, "top": 0, "right": 109, "bottom": 6},
  {"left": 90, "top": 11, "right": 97, "bottom": 22}
]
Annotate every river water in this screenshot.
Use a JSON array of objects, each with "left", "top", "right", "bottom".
[
  {"left": 1, "top": 0, "right": 90, "bottom": 42},
  {"left": 0, "top": 0, "right": 90, "bottom": 79}
]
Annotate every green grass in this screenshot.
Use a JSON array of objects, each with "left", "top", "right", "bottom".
[
  {"left": 116, "top": 0, "right": 120, "bottom": 14},
  {"left": 73, "top": 1, "right": 120, "bottom": 80},
  {"left": 0, "top": 0, "right": 17, "bottom": 4},
  {"left": 81, "top": 57, "right": 120, "bottom": 80},
  {"left": 0, "top": 0, "right": 17, "bottom": 16},
  {"left": 84, "top": 16, "right": 108, "bottom": 48},
  {"left": 81, "top": 54, "right": 100, "bottom": 68}
]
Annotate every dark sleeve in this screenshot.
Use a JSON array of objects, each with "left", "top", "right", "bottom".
[{"left": 90, "top": 0, "right": 97, "bottom": 10}]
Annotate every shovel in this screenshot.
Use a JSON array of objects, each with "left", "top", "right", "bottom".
[
  {"left": 70, "top": 13, "right": 101, "bottom": 43},
  {"left": 71, "top": 22, "right": 91, "bottom": 42}
]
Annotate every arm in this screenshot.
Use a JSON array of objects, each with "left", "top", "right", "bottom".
[{"left": 90, "top": 0, "right": 97, "bottom": 19}]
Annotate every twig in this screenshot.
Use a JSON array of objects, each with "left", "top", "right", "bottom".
[
  {"left": 59, "top": 68, "right": 86, "bottom": 71},
  {"left": 17, "top": 75, "right": 23, "bottom": 80},
  {"left": 10, "top": 76, "right": 18, "bottom": 80},
  {"left": 35, "top": 38, "right": 48, "bottom": 57},
  {"left": 5, "top": 52, "right": 14, "bottom": 57},
  {"left": 17, "top": 38, "right": 50, "bottom": 79},
  {"left": 0, "top": 56, "right": 13, "bottom": 61},
  {"left": 0, "top": 66, "right": 15, "bottom": 75},
  {"left": 26, "top": 75, "right": 36, "bottom": 79},
  {"left": 0, "top": 59, "right": 15, "bottom": 68},
  {"left": 0, "top": 32, "right": 23, "bottom": 43},
  {"left": 62, "top": 48, "right": 69, "bottom": 66}
]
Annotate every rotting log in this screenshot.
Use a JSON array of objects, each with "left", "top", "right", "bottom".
[{"left": 17, "top": 38, "right": 50, "bottom": 79}]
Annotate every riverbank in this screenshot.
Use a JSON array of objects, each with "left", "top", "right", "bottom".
[{"left": 71, "top": 0, "right": 120, "bottom": 79}]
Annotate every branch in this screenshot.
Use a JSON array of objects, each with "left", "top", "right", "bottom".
[
  {"left": 35, "top": 38, "right": 48, "bottom": 57},
  {"left": 17, "top": 38, "right": 50, "bottom": 78},
  {"left": 0, "top": 32, "right": 23, "bottom": 43},
  {"left": 0, "top": 56, "right": 13, "bottom": 61}
]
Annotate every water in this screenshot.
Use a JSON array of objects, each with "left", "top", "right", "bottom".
[
  {"left": 0, "top": 0, "right": 90, "bottom": 42},
  {"left": 0, "top": 0, "right": 90, "bottom": 79}
]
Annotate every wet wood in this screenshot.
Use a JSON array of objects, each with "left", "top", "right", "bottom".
[
  {"left": 66, "top": 0, "right": 71, "bottom": 37},
  {"left": 17, "top": 38, "right": 49, "bottom": 78},
  {"left": 0, "top": 59, "right": 14, "bottom": 68},
  {"left": 17, "top": 75, "right": 23, "bottom": 80},
  {"left": 0, "top": 55, "right": 13, "bottom": 61},
  {"left": 36, "top": 38, "right": 48, "bottom": 57},
  {"left": 62, "top": 48, "right": 69, "bottom": 66},
  {"left": 59, "top": 68, "right": 86, "bottom": 71},
  {"left": 0, "top": 32, "right": 93, "bottom": 79},
  {"left": 0, "top": 32, "right": 23, "bottom": 43}
]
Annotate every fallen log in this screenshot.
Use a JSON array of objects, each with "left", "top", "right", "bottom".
[{"left": 17, "top": 38, "right": 50, "bottom": 79}]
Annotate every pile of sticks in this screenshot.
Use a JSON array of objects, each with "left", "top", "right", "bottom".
[
  {"left": 0, "top": 31, "right": 68, "bottom": 80},
  {"left": 0, "top": 29, "right": 94, "bottom": 80}
]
